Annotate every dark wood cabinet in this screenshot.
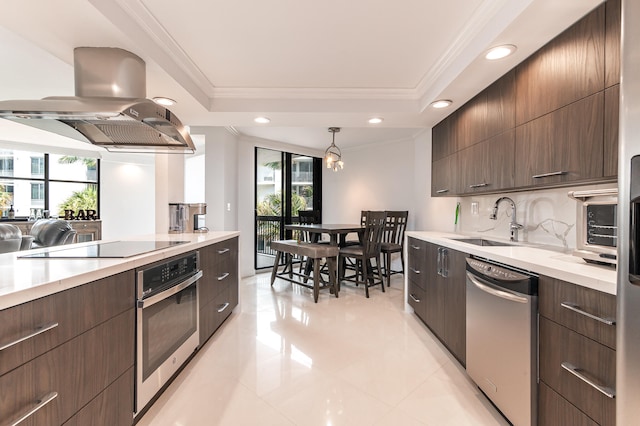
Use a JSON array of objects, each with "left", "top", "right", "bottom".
[
  {"left": 605, "top": 0, "right": 621, "bottom": 88},
  {"left": 514, "top": 92, "right": 604, "bottom": 188},
  {"left": 199, "top": 236, "right": 239, "bottom": 345},
  {"left": 0, "top": 309, "right": 134, "bottom": 426},
  {"left": 459, "top": 130, "right": 515, "bottom": 194},
  {"left": 407, "top": 238, "right": 466, "bottom": 365},
  {"left": 604, "top": 84, "right": 620, "bottom": 178},
  {"left": 431, "top": 1, "right": 620, "bottom": 195},
  {"left": 431, "top": 153, "right": 458, "bottom": 196},
  {"left": 515, "top": 4, "right": 605, "bottom": 125},
  {"left": 538, "top": 275, "right": 616, "bottom": 426}
]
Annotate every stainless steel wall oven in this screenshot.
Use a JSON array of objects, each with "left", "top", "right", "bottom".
[{"left": 135, "top": 251, "right": 201, "bottom": 415}]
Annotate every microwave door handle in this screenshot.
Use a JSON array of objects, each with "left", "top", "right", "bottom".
[{"left": 631, "top": 198, "right": 640, "bottom": 283}]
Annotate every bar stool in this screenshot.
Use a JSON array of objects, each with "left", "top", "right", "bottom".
[{"left": 381, "top": 211, "right": 408, "bottom": 287}]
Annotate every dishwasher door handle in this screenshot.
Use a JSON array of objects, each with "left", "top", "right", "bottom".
[{"left": 467, "top": 272, "right": 529, "bottom": 304}]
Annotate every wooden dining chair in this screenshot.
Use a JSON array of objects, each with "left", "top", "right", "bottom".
[
  {"left": 338, "top": 211, "right": 387, "bottom": 297},
  {"left": 381, "top": 210, "right": 408, "bottom": 287}
]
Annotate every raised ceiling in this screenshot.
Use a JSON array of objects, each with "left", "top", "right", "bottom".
[{"left": 0, "top": 0, "right": 603, "bottom": 150}]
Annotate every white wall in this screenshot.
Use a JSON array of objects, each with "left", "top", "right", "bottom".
[
  {"left": 190, "top": 127, "right": 238, "bottom": 232},
  {"left": 100, "top": 154, "right": 156, "bottom": 240},
  {"left": 322, "top": 137, "right": 416, "bottom": 225}
]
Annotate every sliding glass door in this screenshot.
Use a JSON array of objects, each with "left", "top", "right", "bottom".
[{"left": 255, "top": 147, "right": 322, "bottom": 270}]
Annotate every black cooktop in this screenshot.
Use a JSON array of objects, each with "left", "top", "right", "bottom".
[{"left": 19, "top": 240, "right": 189, "bottom": 259}]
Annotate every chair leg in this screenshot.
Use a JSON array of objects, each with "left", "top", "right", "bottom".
[
  {"left": 385, "top": 252, "right": 391, "bottom": 287},
  {"left": 361, "top": 257, "right": 369, "bottom": 298},
  {"left": 313, "top": 258, "right": 320, "bottom": 303},
  {"left": 376, "top": 255, "right": 385, "bottom": 293}
]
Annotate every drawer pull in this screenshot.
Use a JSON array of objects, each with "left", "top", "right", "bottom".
[
  {"left": 560, "top": 302, "right": 616, "bottom": 326},
  {"left": 436, "top": 189, "right": 449, "bottom": 194},
  {"left": 9, "top": 391, "right": 58, "bottom": 426},
  {"left": 469, "top": 183, "right": 488, "bottom": 188},
  {"left": 217, "top": 302, "right": 230, "bottom": 313},
  {"left": 409, "top": 293, "right": 421, "bottom": 303},
  {"left": 409, "top": 267, "right": 421, "bottom": 275},
  {"left": 0, "top": 322, "right": 59, "bottom": 351},
  {"left": 410, "top": 245, "right": 421, "bottom": 250},
  {"left": 532, "top": 171, "right": 567, "bottom": 179},
  {"left": 561, "top": 362, "right": 616, "bottom": 399},
  {"left": 217, "top": 248, "right": 230, "bottom": 254},
  {"left": 217, "top": 272, "right": 230, "bottom": 281}
]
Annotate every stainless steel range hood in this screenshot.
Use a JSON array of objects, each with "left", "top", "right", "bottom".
[{"left": 0, "top": 47, "right": 195, "bottom": 153}]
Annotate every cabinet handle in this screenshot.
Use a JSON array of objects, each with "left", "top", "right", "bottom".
[
  {"left": 217, "top": 272, "right": 230, "bottom": 281},
  {"left": 561, "top": 362, "right": 616, "bottom": 399},
  {"left": 436, "top": 247, "right": 442, "bottom": 276},
  {"left": 217, "top": 302, "right": 230, "bottom": 313},
  {"left": 441, "top": 248, "right": 449, "bottom": 278},
  {"left": 0, "top": 322, "right": 59, "bottom": 351},
  {"left": 436, "top": 189, "right": 449, "bottom": 194},
  {"left": 469, "top": 183, "right": 488, "bottom": 188},
  {"left": 217, "top": 248, "right": 230, "bottom": 254},
  {"left": 410, "top": 245, "right": 421, "bottom": 250},
  {"left": 9, "top": 391, "right": 58, "bottom": 426},
  {"left": 532, "top": 171, "right": 567, "bottom": 179},
  {"left": 409, "top": 293, "right": 421, "bottom": 303},
  {"left": 560, "top": 302, "right": 616, "bottom": 326},
  {"left": 409, "top": 267, "right": 420, "bottom": 274}
]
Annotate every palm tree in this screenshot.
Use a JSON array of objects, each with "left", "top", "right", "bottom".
[{"left": 58, "top": 185, "right": 98, "bottom": 217}]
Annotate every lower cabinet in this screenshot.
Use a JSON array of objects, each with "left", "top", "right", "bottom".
[
  {"left": 538, "top": 276, "right": 616, "bottom": 426},
  {"left": 199, "top": 237, "right": 239, "bottom": 345},
  {"left": 407, "top": 238, "right": 466, "bottom": 365}
]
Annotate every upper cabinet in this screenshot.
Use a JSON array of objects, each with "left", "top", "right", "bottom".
[
  {"left": 515, "top": 6, "right": 605, "bottom": 126},
  {"left": 431, "top": 0, "right": 620, "bottom": 196}
]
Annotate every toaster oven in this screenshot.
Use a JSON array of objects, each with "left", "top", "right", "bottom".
[{"left": 568, "top": 188, "right": 618, "bottom": 266}]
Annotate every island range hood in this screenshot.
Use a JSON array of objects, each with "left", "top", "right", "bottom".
[{"left": 0, "top": 47, "right": 195, "bottom": 153}]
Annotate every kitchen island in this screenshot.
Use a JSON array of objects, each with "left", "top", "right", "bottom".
[{"left": 0, "top": 231, "right": 239, "bottom": 426}]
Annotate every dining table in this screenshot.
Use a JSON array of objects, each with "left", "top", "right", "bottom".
[{"left": 284, "top": 223, "right": 364, "bottom": 246}]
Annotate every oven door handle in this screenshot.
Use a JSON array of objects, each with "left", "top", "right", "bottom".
[
  {"left": 138, "top": 270, "right": 203, "bottom": 309},
  {"left": 467, "top": 272, "right": 528, "bottom": 304}
]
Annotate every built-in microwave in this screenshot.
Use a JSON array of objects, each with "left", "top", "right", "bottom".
[{"left": 568, "top": 188, "right": 618, "bottom": 266}]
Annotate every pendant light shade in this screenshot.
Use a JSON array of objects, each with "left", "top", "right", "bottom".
[{"left": 325, "top": 127, "right": 344, "bottom": 171}]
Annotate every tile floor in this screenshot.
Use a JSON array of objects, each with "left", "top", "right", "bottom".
[{"left": 136, "top": 272, "right": 510, "bottom": 426}]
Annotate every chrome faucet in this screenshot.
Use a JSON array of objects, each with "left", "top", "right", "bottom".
[{"left": 489, "top": 197, "right": 524, "bottom": 241}]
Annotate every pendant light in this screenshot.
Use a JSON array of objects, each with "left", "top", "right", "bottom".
[{"left": 325, "top": 127, "right": 344, "bottom": 171}]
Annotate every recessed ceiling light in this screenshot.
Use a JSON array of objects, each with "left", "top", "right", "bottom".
[
  {"left": 368, "top": 117, "right": 383, "bottom": 124},
  {"left": 152, "top": 97, "right": 176, "bottom": 106},
  {"left": 431, "top": 100, "right": 452, "bottom": 109},
  {"left": 485, "top": 44, "right": 517, "bottom": 60},
  {"left": 254, "top": 117, "right": 271, "bottom": 124}
]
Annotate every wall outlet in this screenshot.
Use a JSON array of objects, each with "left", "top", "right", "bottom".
[
  {"left": 226, "top": 203, "right": 231, "bottom": 211},
  {"left": 471, "top": 202, "right": 479, "bottom": 215}
]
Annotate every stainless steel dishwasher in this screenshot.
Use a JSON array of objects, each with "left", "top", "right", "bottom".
[{"left": 465, "top": 257, "right": 538, "bottom": 426}]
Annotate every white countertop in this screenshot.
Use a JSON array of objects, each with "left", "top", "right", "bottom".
[
  {"left": 406, "top": 231, "right": 617, "bottom": 295},
  {"left": 0, "top": 231, "right": 239, "bottom": 311}
]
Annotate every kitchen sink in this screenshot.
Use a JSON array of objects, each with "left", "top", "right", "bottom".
[{"left": 449, "top": 237, "right": 516, "bottom": 247}]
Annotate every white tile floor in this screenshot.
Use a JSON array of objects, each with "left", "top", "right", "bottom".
[{"left": 136, "top": 272, "right": 510, "bottom": 426}]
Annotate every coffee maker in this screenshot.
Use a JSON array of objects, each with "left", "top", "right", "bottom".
[{"left": 169, "top": 203, "right": 208, "bottom": 233}]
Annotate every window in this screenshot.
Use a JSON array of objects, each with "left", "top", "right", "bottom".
[
  {"left": 0, "top": 150, "right": 99, "bottom": 219},
  {"left": 31, "top": 183, "right": 44, "bottom": 201},
  {"left": 31, "top": 157, "right": 44, "bottom": 176}
]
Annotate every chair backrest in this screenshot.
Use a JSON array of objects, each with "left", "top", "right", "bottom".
[
  {"left": 383, "top": 211, "right": 409, "bottom": 245},
  {"left": 362, "top": 211, "right": 387, "bottom": 256},
  {"left": 298, "top": 210, "right": 320, "bottom": 225},
  {"left": 297, "top": 210, "right": 321, "bottom": 242},
  {"left": 30, "top": 219, "right": 77, "bottom": 248},
  {"left": 0, "top": 223, "right": 23, "bottom": 254}
]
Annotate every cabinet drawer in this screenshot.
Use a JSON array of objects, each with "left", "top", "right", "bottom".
[
  {"left": 0, "top": 309, "right": 134, "bottom": 426},
  {"left": 0, "top": 271, "right": 134, "bottom": 376},
  {"left": 407, "top": 238, "right": 427, "bottom": 287},
  {"left": 200, "top": 285, "right": 237, "bottom": 345},
  {"left": 539, "top": 382, "right": 598, "bottom": 426},
  {"left": 407, "top": 281, "right": 426, "bottom": 320},
  {"left": 213, "top": 236, "right": 238, "bottom": 266},
  {"left": 539, "top": 276, "right": 616, "bottom": 349},
  {"left": 539, "top": 317, "right": 615, "bottom": 426},
  {"left": 63, "top": 368, "right": 133, "bottom": 426}
]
